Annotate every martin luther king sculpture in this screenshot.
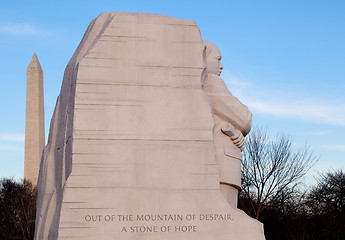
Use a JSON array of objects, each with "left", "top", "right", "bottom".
[
  {"left": 203, "top": 41, "right": 252, "bottom": 208},
  {"left": 34, "top": 12, "right": 265, "bottom": 240}
]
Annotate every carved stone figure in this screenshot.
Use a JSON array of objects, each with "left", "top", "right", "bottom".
[{"left": 203, "top": 41, "right": 252, "bottom": 208}]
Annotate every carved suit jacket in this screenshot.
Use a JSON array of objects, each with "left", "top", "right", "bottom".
[{"left": 203, "top": 74, "right": 252, "bottom": 188}]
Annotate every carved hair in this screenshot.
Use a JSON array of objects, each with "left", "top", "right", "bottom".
[{"left": 203, "top": 41, "right": 218, "bottom": 57}]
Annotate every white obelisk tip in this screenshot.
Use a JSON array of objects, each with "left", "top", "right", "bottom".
[{"left": 28, "top": 52, "right": 42, "bottom": 70}]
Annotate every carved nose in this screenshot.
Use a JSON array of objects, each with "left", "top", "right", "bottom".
[{"left": 220, "top": 63, "right": 223, "bottom": 70}]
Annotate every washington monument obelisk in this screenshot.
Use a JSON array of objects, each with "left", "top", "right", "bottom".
[{"left": 24, "top": 53, "right": 45, "bottom": 185}]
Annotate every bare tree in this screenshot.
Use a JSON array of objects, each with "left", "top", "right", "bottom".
[{"left": 239, "top": 127, "right": 317, "bottom": 219}]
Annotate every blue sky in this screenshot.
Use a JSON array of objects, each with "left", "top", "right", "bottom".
[{"left": 0, "top": 1, "right": 344, "bottom": 184}]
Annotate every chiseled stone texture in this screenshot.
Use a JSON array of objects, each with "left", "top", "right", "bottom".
[
  {"left": 25, "top": 53, "right": 45, "bottom": 185},
  {"left": 34, "top": 12, "right": 265, "bottom": 240}
]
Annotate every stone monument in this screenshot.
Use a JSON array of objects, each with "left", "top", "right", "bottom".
[
  {"left": 25, "top": 53, "right": 45, "bottom": 185},
  {"left": 34, "top": 12, "right": 265, "bottom": 239}
]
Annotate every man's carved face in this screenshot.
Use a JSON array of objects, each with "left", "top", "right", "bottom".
[{"left": 206, "top": 45, "right": 223, "bottom": 76}]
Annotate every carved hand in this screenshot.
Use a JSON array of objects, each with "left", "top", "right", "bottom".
[
  {"left": 230, "top": 129, "right": 245, "bottom": 150},
  {"left": 221, "top": 123, "right": 245, "bottom": 151}
]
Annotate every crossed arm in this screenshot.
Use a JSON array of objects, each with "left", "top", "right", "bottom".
[{"left": 204, "top": 74, "right": 252, "bottom": 150}]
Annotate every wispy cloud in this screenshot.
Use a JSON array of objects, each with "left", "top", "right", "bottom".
[
  {"left": 0, "top": 22, "right": 49, "bottom": 36},
  {"left": 0, "top": 144, "right": 23, "bottom": 152},
  {"left": 0, "top": 133, "right": 25, "bottom": 142},
  {"left": 247, "top": 99, "right": 345, "bottom": 126},
  {"left": 225, "top": 76, "right": 249, "bottom": 91},
  {"left": 223, "top": 74, "right": 345, "bottom": 126},
  {"left": 222, "top": 71, "right": 249, "bottom": 97},
  {"left": 309, "top": 130, "right": 330, "bottom": 136},
  {"left": 322, "top": 144, "right": 345, "bottom": 151}
]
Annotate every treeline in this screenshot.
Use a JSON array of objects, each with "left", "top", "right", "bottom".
[
  {"left": 239, "top": 127, "right": 345, "bottom": 240},
  {"left": 239, "top": 169, "right": 345, "bottom": 240}
]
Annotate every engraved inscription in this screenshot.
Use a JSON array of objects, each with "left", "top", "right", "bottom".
[{"left": 83, "top": 213, "right": 233, "bottom": 233}]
